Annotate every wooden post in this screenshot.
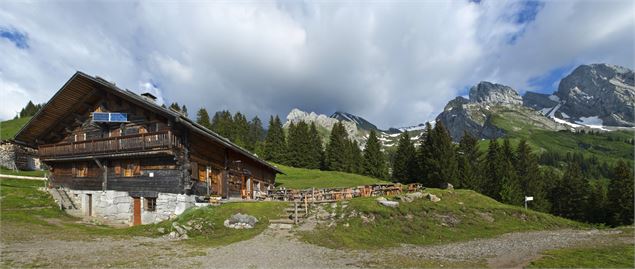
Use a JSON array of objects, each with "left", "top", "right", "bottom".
[
  {"left": 294, "top": 200, "right": 298, "bottom": 225},
  {"left": 304, "top": 195, "right": 308, "bottom": 215}
]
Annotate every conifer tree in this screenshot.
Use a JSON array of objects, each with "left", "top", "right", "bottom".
[
  {"left": 169, "top": 102, "right": 180, "bottom": 111},
  {"left": 232, "top": 112, "right": 249, "bottom": 148},
  {"left": 499, "top": 159, "right": 523, "bottom": 206},
  {"left": 306, "top": 123, "right": 324, "bottom": 169},
  {"left": 392, "top": 132, "right": 417, "bottom": 183},
  {"left": 181, "top": 105, "right": 188, "bottom": 117},
  {"left": 456, "top": 131, "right": 482, "bottom": 190},
  {"left": 286, "top": 121, "right": 311, "bottom": 168},
  {"left": 348, "top": 140, "right": 363, "bottom": 174},
  {"left": 263, "top": 115, "right": 287, "bottom": 164},
  {"left": 246, "top": 116, "right": 264, "bottom": 152},
  {"left": 195, "top": 108, "right": 212, "bottom": 130},
  {"left": 483, "top": 139, "right": 504, "bottom": 200},
  {"left": 362, "top": 130, "right": 387, "bottom": 179},
  {"left": 417, "top": 122, "right": 434, "bottom": 185},
  {"left": 550, "top": 162, "right": 590, "bottom": 221},
  {"left": 211, "top": 111, "right": 234, "bottom": 140},
  {"left": 515, "top": 139, "right": 550, "bottom": 211},
  {"left": 325, "top": 122, "right": 348, "bottom": 171},
  {"left": 424, "top": 121, "right": 456, "bottom": 187},
  {"left": 607, "top": 160, "right": 634, "bottom": 226}
]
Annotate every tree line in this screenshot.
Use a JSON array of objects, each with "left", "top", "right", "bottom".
[
  {"left": 195, "top": 108, "right": 264, "bottom": 153},
  {"left": 263, "top": 117, "right": 388, "bottom": 179},
  {"left": 390, "top": 121, "right": 633, "bottom": 227},
  {"left": 13, "top": 101, "right": 44, "bottom": 119}
]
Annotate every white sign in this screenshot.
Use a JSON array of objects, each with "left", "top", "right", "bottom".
[{"left": 525, "top": 196, "right": 534, "bottom": 201}]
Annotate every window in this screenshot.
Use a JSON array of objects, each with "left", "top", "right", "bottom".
[
  {"left": 145, "top": 198, "right": 156, "bottom": 212},
  {"left": 122, "top": 160, "right": 140, "bottom": 177},
  {"left": 75, "top": 163, "right": 88, "bottom": 177}
]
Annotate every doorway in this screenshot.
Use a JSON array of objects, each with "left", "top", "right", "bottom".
[
  {"left": 132, "top": 197, "right": 141, "bottom": 226},
  {"left": 86, "top": 194, "right": 92, "bottom": 217}
]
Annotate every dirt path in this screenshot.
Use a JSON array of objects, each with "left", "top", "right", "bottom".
[
  {"left": 0, "top": 227, "right": 629, "bottom": 268},
  {"left": 390, "top": 229, "right": 623, "bottom": 268}
]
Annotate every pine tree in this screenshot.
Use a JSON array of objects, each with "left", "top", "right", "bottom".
[
  {"left": 483, "top": 139, "right": 504, "bottom": 200},
  {"left": 456, "top": 131, "right": 482, "bottom": 190},
  {"left": 587, "top": 181, "right": 608, "bottom": 224},
  {"left": 286, "top": 121, "right": 311, "bottom": 168},
  {"left": 417, "top": 122, "right": 434, "bottom": 185},
  {"left": 325, "top": 122, "right": 348, "bottom": 171},
  {"left": 424, "top": 121, "right": 456, "bottom": 187},
  {"left": 499, "top": 159, "right": 523, "bottom": 206},
  {"left": 263, "top": 115, "right": 287, "bottom": 164},
  {"left": 195, "top": 108, "right": 212, "bottom": 130},
  {"left": 362, "top": 130, "right": 387, "bottom": 179},
  {"left": 306, "top": 123, "right": 324, "bottom": 169},
  {"left": 550, "top": 162, "right": 590, "bottom": 221},
  {"left": 515, "top": 139, "right": 550, "bottom": 211},
  {"left": 348, "top": 140, "right": 363, "bottom": 174},
  {"left": 246, "top": 116, "right": 264, "bottom": 152},
  {"left": 181, "top": 105, "right": 188, "bottom": 117},
  {"left": 607, "top": 161, "right": 634, "bottom": 226},
  {"left": 211, "top": 110, "right": 234, "bottom": 140},
  {"left": 392, "top": 132, "right": 417, "bottom": 183},
  {"left": 169, "top": 102, "right": 180, "bottom": 111},
  {"left": 232, "top": 112, "right": 249, "bottom": 148}
]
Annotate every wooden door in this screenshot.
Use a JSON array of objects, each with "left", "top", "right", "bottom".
[
  {"left": 87, "top": 194, "right": 92, "bottom": 217},
  {"left": 133, "top": 197, "right": 141, "bottom": 226}
]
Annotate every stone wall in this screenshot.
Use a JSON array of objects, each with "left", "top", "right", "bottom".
[
  {"left": 65, "top": 188, "right": 196, "bottom": 225},
  {"left": 0, "top": 142, "right": 41, "bottom": 171}
]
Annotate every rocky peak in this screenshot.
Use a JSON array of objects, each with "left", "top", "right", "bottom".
[
  {"left": 556, "top": 63, "right": 634, "bottom": 126},
  {"left": 330, "top": 111, "right": 378, "bottom": 131},
  {"left": 468, "top": 81, "right": 523, "bottom": 105}
]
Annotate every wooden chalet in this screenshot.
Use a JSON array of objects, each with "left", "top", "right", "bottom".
[{"left": 13, "top": 71, "right": 282, "bottom": 225}]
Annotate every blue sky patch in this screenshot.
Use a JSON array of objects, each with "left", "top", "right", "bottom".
[
  {"left": 527, "top": 64, "right": 576, "bottom": 94},
  {"left": 0, "top": 27, "right": 29, "bottom": 49},
  {"left": 506, "top": 1, "right": 545, "bottom": 44}
]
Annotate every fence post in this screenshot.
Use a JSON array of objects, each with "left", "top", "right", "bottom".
[{"left": 294, "top": 200, "right": 298, "bottom": 225}]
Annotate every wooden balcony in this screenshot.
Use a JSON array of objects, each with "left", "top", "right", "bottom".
[{"left": 39, "top": 131, "right": 181, "bottom": 159}]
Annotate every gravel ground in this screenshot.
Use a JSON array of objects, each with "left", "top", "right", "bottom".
[
  {"left": 391, "top": 229, "right": 624, "bottom": 268},
  {"left": 0, "top": 227, "right": 629, "bottom": 268}
]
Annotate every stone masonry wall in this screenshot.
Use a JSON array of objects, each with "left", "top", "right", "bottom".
[{"left": 65, "top": 188, "right": 196, "bottom": 225}]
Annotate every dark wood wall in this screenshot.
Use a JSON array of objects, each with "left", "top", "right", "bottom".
[{"left": 50, "top": 157, "right": 182, "bottom": 193}]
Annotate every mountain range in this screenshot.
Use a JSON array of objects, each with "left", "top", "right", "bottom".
[{"left": 284, "top": 63, "right": 634, "bottom": 147}]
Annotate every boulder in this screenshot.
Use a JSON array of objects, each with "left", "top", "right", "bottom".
[
  {"left": 378, "top": 200, "right": 399, "bottom": 208},
  {"left": 224, "top": 213, "right": 258, "bottom": 229},
  {"left": 441, "top": 183, "right": 454, "bottom": 190},
  {"left": 427, "top": 194, "right": 441, "bottom": 202}
]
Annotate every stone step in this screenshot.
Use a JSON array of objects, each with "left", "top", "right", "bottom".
[{"left": 269, "top": 218, "right": 295, "bottom": 224}]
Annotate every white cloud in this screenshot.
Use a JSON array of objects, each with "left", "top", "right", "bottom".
[{"left": 0, "top": 0, "right": 632, "bottom": 129}]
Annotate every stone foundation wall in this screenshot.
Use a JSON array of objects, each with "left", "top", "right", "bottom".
[
  {"left": 0, "top": 142, "right": 41, "bottom": 171},
  {"left": 64, "top": 188, "right": 196, "bottom": 225}
]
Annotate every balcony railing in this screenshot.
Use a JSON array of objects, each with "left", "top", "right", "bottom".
[{"left": 39, "top": 130, "right": 181, "bottom": 158}]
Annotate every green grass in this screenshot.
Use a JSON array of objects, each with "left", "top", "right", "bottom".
[
  {"left": 527, "top": 243, "right": 635, "bottom": 268},
  {"left": 274, "top": 163, "right": 389, "bottom": 189},
  {"left": 0, "top": 167, "right": 47, "bottom": 177},
  {"left": 0, "top": 177, "right": 285, "bottom": 246},
  {"left": 0, "top": 116, "right": 32, "bottom": 140},
  {"left": 489, "top": 110, "right": 634, "bottom": 164},
  {"left": 300, "top": 188, "right": 584, "bottom": 249}
]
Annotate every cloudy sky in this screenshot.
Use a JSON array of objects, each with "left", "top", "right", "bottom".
[{"left": 1, "top": 0, "right": 633, "bottom": 128}]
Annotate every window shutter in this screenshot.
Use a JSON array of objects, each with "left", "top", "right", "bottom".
[
  {"left": 134, "top": 160, "right": 141, "bottom": 175},
  {"left": 191, "top": 162, "right": 198, "bottom": 180},
  {"left": 114, "top": 162, "right": 121, "bottom": 176}
]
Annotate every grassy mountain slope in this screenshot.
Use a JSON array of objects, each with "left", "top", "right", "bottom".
[
  {"left": 489, "top": 111, "right": 634, "bottom": 163},
  {"left": 300, "top": 188, "right": 584, "bottom": 249},
  {"left": 274, "top": 163, "right": 388, "bottom": 189},
  {"left": 0, "top": 116, "right": 31, "bottom": 140}
]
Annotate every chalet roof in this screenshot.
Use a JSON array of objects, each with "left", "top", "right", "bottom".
[{"left": 14, "top": 71, "right": 283, "bottom": 174}]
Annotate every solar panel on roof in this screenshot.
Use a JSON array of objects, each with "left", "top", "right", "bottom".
[{"left": 92, "top": 112, "right": 128, "bottom": 122}]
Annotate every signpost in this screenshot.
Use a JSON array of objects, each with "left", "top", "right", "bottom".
[{"left": 524, "top": 196, "right": 534, "bottom": 209}]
